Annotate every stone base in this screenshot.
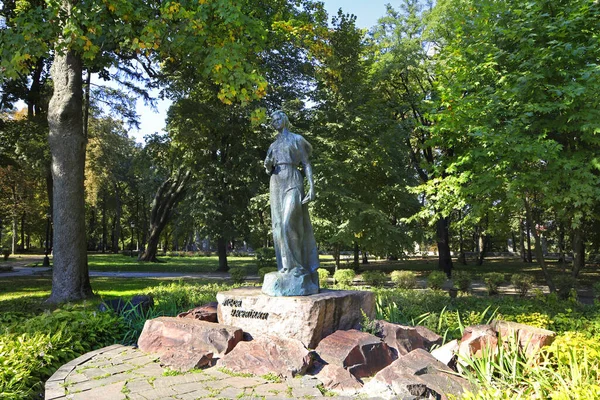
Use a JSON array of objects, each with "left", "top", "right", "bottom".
[
  {"left": 216, "top": 287, "right": 375, "bottom": 349},
  {"left": 262, "top": 270, "right": 319, "bottom": 296}
]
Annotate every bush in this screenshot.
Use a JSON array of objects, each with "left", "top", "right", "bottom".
[
  {"left": 255, "top": 247, "right": 276, "bottom": 269},
  {"left": 555, "top": 274, "right": 578, "bottom": 300},
  {"left": 427, "top": 271, "right": 446, "bottom": 290},
  {"left": 483, "top": 272, "right": 505, "bottom": 295},
  {"left": 317, "top": 268, "right": 330, "bottom": 288},
  {"left": 390, "top": 270, "right": 417, "bottom": 289},
  {"left": 229, "top": 267, "right": 247, "bottom": 284},
  {"left": 362, "top": 271, "right": 388, "bottom": 288},
  {"left": 511, "top": 273, "right": 534, "bottom": 297},
  {"left": 333, "top": 269, "right": 356, "bottom": 286},
  {"left": 2, "top": 249, "right": 9, "bottom": 260},
  {"left": 0, "top": 309, "right": 125, "bottom": 399},
  {"left": 453, "top": 271, "right": 472, "bottom": 293},
  {"left": 258, "top": 267, "right": 277, "bottom": 283},
  {"left": 593, "top": 281, "right": 600, "bottom": 298}
]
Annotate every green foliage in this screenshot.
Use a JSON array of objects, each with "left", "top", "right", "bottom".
[
  {"left": 361, "top": 271, "right": 388, "bottom": 288},
  {"left": 255, "top": 248, "right": 276, "bottom": 270},
  {"left": 229, "top": 267, "right": 247, "bottom": 284},
  {"left": 555, "top": 275, "right": 578, "bottom": 300},
  {"left": 390, "top": 270, "right": 417, "bottom": 289},
  {"left": 317, "top": 268, "right": 330, "bottom": 288},
  {"left": 147, "top": 280, "right": 228, "bottom": 313},
  {"left": 360, "top": 309, "right": 377, "bottom": 335},
  {"left": 511, "top": 273, "right": 534, "bottom": 297},
  {"left": 452, "top": 271, "right": 472, "bottom": 293},
  {"left": 0, "top": 308, "right": 124, "bottom": 399},
  {"left": 258, "top": 267, "right": 277, "bottom": 283},
  {"left": 594, "top": 281, "right": 600, "bottom": 298},
  {"left": 427, "top": 271, "right": 446, "bottom": 290},
  {"left": 333, "top": 269, "right": 356, "bottom": 286},
  {"left": 483, "top": 273, "right": 505, "bottom": 295}
]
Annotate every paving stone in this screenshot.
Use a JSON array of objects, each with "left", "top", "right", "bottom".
[
  {"left": 126, "top": 355, "right": 158, "bottom": 366},
  {"left": 138, "top": 386, "right": 178, "bottom": 400},
  {"left": 123, "top": 393, "right": 147, "bottom": 400},
  {"left": 217, "top": 386, "right": 247, "bottom": 398},
  {"left": 264, "top": 396, "right": 294, "bottom": 400},
  {"left": 133, "top": 363, "right": 165, "bottom": 376},
  {"left": 174, "top": 389, "right": 214, "bottom": 400},
  {"left": 292, "top": 385, "right": 322, "bottom": 398},
  {"left": 68, "top": 382, "right": 126, "bottom": 400},
  {"left": 170, "top": 382, "right": 212, "bottom": 395},
  {"left": 44, "top": 384, "right": 66, "bottom": 400},
  {"left": 223, "top": 376, "right": 266, "bottom": 389},
  {"left": 102, "top": 363, "right": 134, "bottom": 375},
  {"left": 81, "top": 368, "right": 110, "bottom": 380},
  {"left": 251, "top": 382, "right": 289, "bottom": 396},
  {"left": 125, "top": 378, "right": 154, "bottom": 392},
  {"left": 201, "top": 367, "right": 231, "bottom": 380},
  {"left": 64, "top": 373, "right": 87, "bottom": 384}
]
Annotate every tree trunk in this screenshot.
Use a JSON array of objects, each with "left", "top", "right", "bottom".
[
  {"left": 362, "top": 249, "right": 369, "bottom": 264},
  {"left": 20, "top": 213, "right": 25, "bottom": 251},
  {"left": 216, "top": 236, "right": 229, "bottom": 272},
  {"left": 112, "top": 183, "right": 121, "bottom": 253},
  {"left": 519, "top": 218, "right": 526, "bottom": 262},
  {"left": 436, "top": 217, "right": 453, "bottom": 278},
  {"left": 46, "top": 49, "right": 92, "bottom": 303},
  {"left": 477, "top": 234, "right": 488, "bottom": 266},
  {"left": 333, "top": 244, "right": 340, "bottom": 272},
  {"left": 11, "top": 215, "right": 17, "bottom": 255},
  {"left": 353, "top": 241, "right": 359, "bottom": 271},
  {"left": 525, "top": 218, "right": 533, "bottom": 263},
  {"left": 524, "top": 199, "right": 555, "bottom": 292},
  {"left": 572, "top": 227, "right": 585, "bottom": 278},
  {"left": 138, "top": 168, "right": 190, "bottom": 262},
  {"left": 101, "top": 190, "right": 107, "bottom": 253},
  {"left": 557, "top": 222, "right": 566, "bottom": 269}
]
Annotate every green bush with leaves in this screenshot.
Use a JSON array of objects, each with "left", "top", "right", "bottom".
[
  {"left": 258, "top": 267, "right": 277, "bottom": 283},
  {"left": 427, "top": 271, "right": 446, "bottom": 290},
  {"left": 333, "top": 269, "right": 355, "bottom": 286},
  {"left": 362, "top": 271, "right": 388, "bottom": 288},
  {"left": 317, "top": 268, "right": 330, "bottom": 288},
  {"left": 255, "top": 247, "right": 276, "bottom": 269},
  {"left": 229, "top": 267, "right": 247, "bottom": 284},
  {"left": 483, "top": 272, "right": 505, "bottom": 295},
  {"left": 390, "top": 270, "right": 417, "bottom": 289},
  {"left": 555, "top": 274, "right": 578, "bottom": 300},
  {"left": 511, "top": 273, "right": 534, "bottom": 297},
  {"left": 452, "top": 271, "right": 472, "bottom": 293},
  {"left": 0, "top": 309, "right": 125, "bottom": 399}
]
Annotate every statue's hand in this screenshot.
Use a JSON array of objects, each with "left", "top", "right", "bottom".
[{"left": 302, "top": 188, "right": 315, "bottom": 204}]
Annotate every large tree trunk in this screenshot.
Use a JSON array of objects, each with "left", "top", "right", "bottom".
[
  {"left": 46, "top": 49, "right": 92, "bottom": 303},
  {"left": 519, "top": 218, "right": 526, "bottom": 262},
  {"left": 138, "top": 168, "right": 190, "bottom": 262},
  {"left": 216, "top": 236, "right": 229, "bottom": 272},
  {"left": 524, "top": 199, "right": 555, "bottom": 292},
  {"left": 112, "top": 183, "right": 121, "bottom": 253},
  {"left": 572, "top": 227, "right": 585, "bottom": 278},
  {"left": 436, "top": 217, "right": 453, "bottom": 277},
  {"left": 353, "top": 241, "right": 359, "bottom": 271}
]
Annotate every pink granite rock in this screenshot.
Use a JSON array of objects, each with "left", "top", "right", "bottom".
[
  {"left": 159, "top": 348, "right": 213, "bottom": 372},
  {"left": 315, "top": 329, "right": 395, "bottom": 379},
  {"left": 315, "top": 364, "right": 363, "bottom": 395},
  {"left": 177, "top": 302, "right": 218, "bottom": 323},
  {"left": 375, "top": 320, "right": 443, "bottom": 355},
  {"left": 491, "top": 320, "right": 556, "bottom": 356},
  {"left": 137, "top": 317, "right": 242, "bottom": 357},
  {"left": 458, "top": 324, "right": 498, "bottom": 361},
  {"left": 217, "top": 335, "right": 313, "bottom": 378},
  {"left": 364, "top": 348, "right": 469, "bottom": 400}
]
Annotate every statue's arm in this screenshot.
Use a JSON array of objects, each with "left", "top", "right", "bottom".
[
  {"left": 264, "top": 146, "right": 275, "bottom": 175},
  {"left": 302, "top": 162, "right": 316, "bottom": 204}
]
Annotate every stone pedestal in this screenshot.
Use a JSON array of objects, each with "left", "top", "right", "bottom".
[{"left": 216, "top": 287, "right": 375, "bottom": 349}]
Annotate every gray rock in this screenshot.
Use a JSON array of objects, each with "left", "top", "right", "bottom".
[
  {"left": 375, "top": 321, "right": 442, "bottom": 356},
  {"left": 159, "top": 348, "right": 213, "bottom": 372}
]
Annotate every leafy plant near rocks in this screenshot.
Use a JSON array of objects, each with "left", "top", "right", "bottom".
[
  {"left": 555, "top": 274, "right": 578, "bottom": 300},
  {"left": 0, "top": 308, "right": 125, "bottom": 399},
  {"left": 255, "top": 247, "right": 276, "bottom": 270},
  {"left": 427, "top": 271, "right": 446, "bottom": 290},
  {"left": 511, "top": 273, "right": 534, "bottom": 297},
  {"left": 229, "top": 267, "right": 247, "bottom": 284},
  {"left": 333, "top": 269, "right": 355, "bottom": 286},
  {"left": 390, "top": 270, "right": 417, "bottom": 289},
  {"left": 483, "top": 273, "right": 505, "bottom": 295},
  {"left": 317, "top": 268, "right": 330, "bottom": 288},
  {"left": 258, "top": 267, "right": 277, "bottom": 283},
  {"left": 361, "top": 271, "right": 388, "bottom": 288},
  {"left": 452, "top": 271, "right": 472, "bottom": 293}
]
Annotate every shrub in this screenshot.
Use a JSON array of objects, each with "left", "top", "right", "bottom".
[
  {"left": 333, "top": 269, "right": 355, "bottom": 286},
  {"left": 483, "top": 272, "right": 505, "bottom": 295},
  {"left": 362, "top": 271, "right": 388, "bottom": 288},
  {"left": 511, "top": 273, "right": 534, "bottom": 297},
  {"left": 2, "top": 249, "right": 9, "bottom": 261},
  {"left": 555, "top": 275, "right": 578, "bottom": 300},
  {"left": 317, "top": 268, "right": 330, "bottom": 288},
  {"left": 453, "top": 271, "right": 472, "bottom": 293},
  {"left": 228, "top": 267, "right": 247, "bottom": 284},
  {"left": 427, "top": 271, "right": 446, "bottom": 290},
  {"left": 255, "top": 247, "right": 276, "bottom": 269},
  {"left": 594, "top": 281, "right": 600, "bottom": 298},
  {"left": 258, "top": 267, "right": 277, "bottom": 283},
  {"left": 390, "top": 270, "right": 417, "bottom": 289}
]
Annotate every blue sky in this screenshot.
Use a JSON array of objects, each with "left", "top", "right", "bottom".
[{"left": 132, "top": 1, "right": 390, "bottom": 143}]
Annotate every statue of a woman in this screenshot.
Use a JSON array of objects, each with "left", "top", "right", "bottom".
[{"left": 262, "top": 110, "right": 320, "bottom": 296}]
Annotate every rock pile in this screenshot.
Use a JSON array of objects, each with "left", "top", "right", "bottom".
[{"left": 137, "top": 298, "right": 556, "bottom": 399}]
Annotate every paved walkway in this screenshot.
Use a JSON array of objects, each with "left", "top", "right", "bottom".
[{"left": 45, "top": 344, "right": 355, "bottom": 400}]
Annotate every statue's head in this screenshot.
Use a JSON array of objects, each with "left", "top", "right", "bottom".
[{"left": 270, "top": 110, "right": 290, "bottom": 130}]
